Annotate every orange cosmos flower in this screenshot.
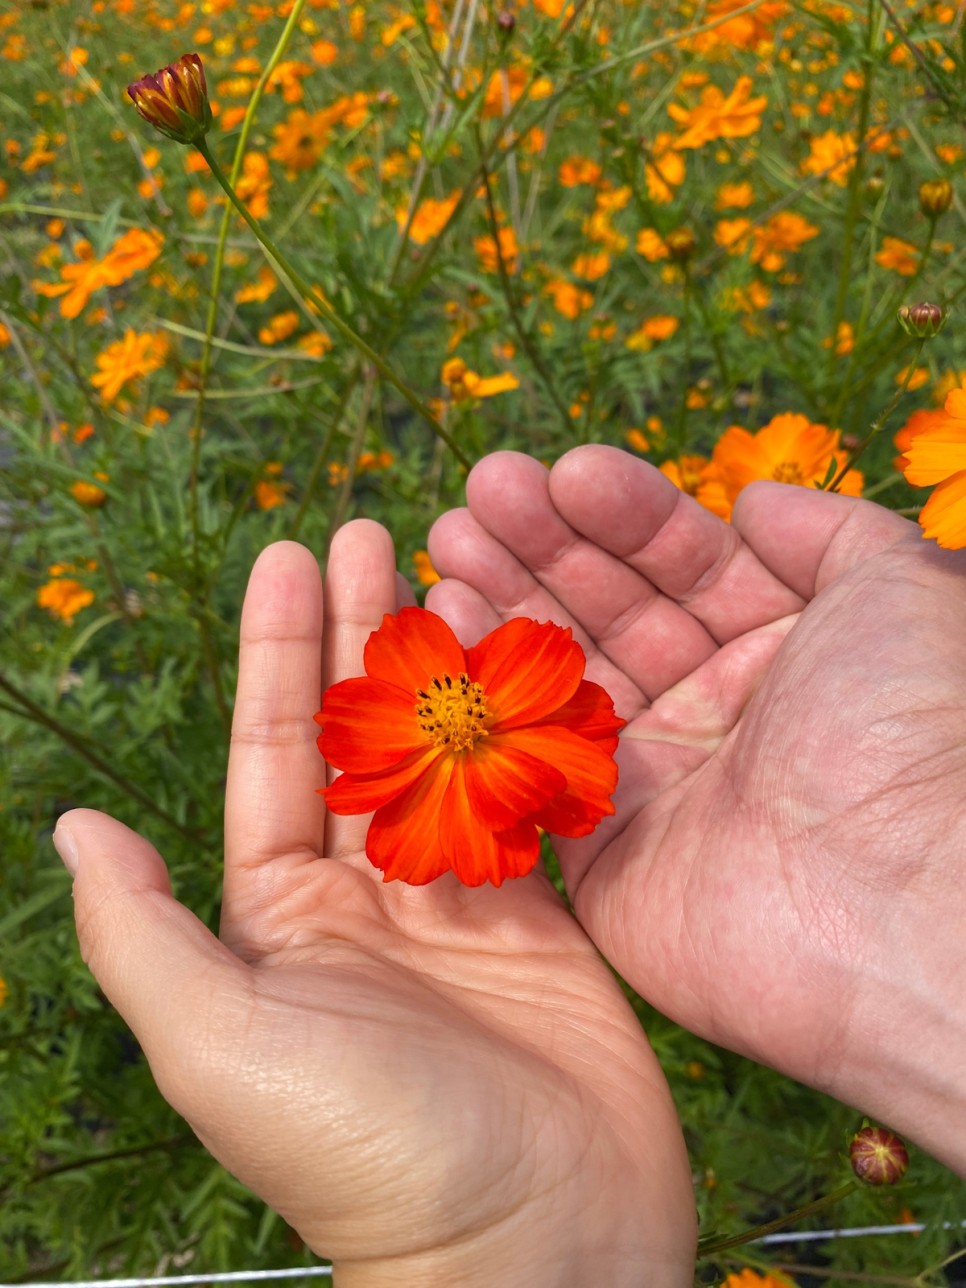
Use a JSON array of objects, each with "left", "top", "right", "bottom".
[
  {"left": 902, "top": 379, "right": 966, "bottom": 548},
  {"left": 875, "top": 236, "right": 919, "bottom": 276},
  {"left": 316, "top": 608, "right": 624, "bottom": 886},
  {"left": 90, "top": 330, "right": 169, "bottom": 404},
  {"left": 668, "top": 76, "right": 767, "bottom": 150},
  {"left": 697, "top": 412, "right": 863, "bottom": 521},
  {"left": 36, "top": 577, "right": 94, "bottom": 624}
]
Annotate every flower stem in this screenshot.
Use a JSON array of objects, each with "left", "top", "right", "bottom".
[
  {"left": 194, "top": 140, "right": 471, "bottom": 471},
  {"left": 826, "top": 337, "right": 925, "bottom": 491},
  {"left": 697, "top": 1181, "right": 859, "bottom": 1257}
]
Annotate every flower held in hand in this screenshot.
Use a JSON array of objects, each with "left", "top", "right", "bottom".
[{"left": 316, "top": 608, "right": 624, "bottom": 887}]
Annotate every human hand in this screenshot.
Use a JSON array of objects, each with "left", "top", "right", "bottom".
[
  {"left": 55, "top": 520, "right": 695, "bottom": 1287},
  {"left": 427, "top": 445, "right": 966, "bottom": 1174}
]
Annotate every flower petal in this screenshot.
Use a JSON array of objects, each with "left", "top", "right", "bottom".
[
  {"left": 462, "top": 741, "right": 566, "bottom": 831},
  {"left": 467, "top": 617, "right": 584, "bottom": 727},
  {"left": 365, "top": 757, "right": 459, "bottom": 884},
  {"left": 904, "top": 429, "right": 966, "bottom": 486},
  {"left": 504, "top": 726, "right": 620, "bottom": 836},
  {"left": 529, "top": 678, "right": 625, "bottom": 752},
  {"left": 918, "top": 471, "right": 966, "bottom": 549},
  {"left": 322, "top": 744, "right": 442, "bottom": 813},
  {"left": 363, "top": 606, "right": 466, "bottom": 691},
  {"left": 316, "top": 676, "right": 422, "bottom": 772}
]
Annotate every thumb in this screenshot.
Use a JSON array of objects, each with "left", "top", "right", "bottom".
[{"left": 54, "top": 808, "right": 246, "bottom": 1118}]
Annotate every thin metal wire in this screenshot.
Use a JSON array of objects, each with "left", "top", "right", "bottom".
[
  {"left": 11, "top": 1223, "right": 966, "bottom": 1287},
  {"left": 6, "top": 1269, "right": 332, "bottom": 1288}
]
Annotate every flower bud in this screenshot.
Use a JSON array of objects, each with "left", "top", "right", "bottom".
[
  {"left": 919, "top": 178, "right": 953, "bottom": 218},
  {"left": 497, "top": 9, "right": 515, "bottom": 35},
  {"left": 849, "top": 1126, "right": 909, "bottom": 1185},
  {"left": 665, "top": 227, "right": 697, "bottom": 263},
  {"left": 127, "top": 53, "right": 212, "bottom": 146},
  {"left": 897, "top": 301, "right": 947, "bottom": 338}
]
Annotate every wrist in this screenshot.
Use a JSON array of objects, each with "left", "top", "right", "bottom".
[
  {"left": 322, "top": 1149, "right": 695, "bottom": 1288},
  {"left": 833, "top": 930, "right": 966, "bottom": 1176}
]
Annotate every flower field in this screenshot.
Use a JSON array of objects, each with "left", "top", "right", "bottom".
[{"left": 3, "top": 0, "right": 966, "bottom": 1282}]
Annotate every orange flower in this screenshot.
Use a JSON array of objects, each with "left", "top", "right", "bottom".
[
  {"left": 35, "top": 228, "right": 163, "bottom": 319},
  {"left": 750, "top": 211, "right": 819, "bottom": 270},
  {"left": 875, "top": 236, "right": 919, "bottom": 276},
  {"left": 316, "top": 608, "right": 624, "bottom": 886},
  {"left": 721, "top": 1270, "right": 797, "bottom": 1288},
  {"left": 442, "top": 357, "right": 518, "bottom": 401},
  {"left": 626, "top": 315, "right": 679, "bottom": 350},
  {"left": 90, "top": 330, "right": 169, "bottom": 404},
  {"left": 270, "top": 108, "right": 329, "bottom": 173},
  {"left": 36, "top": 577, "right": 94, "bottom": 624},
  {"left": 401, "top": 193, "right": 460, "bottom": 246},
  {"left": 668, "top": 76, "right": 767, "bottom": 150},
  {"left": 412, "top": 549, "right": 440, "bottom": 586},
  {"left": 902, "top": 380, "right": 966, "bottom": 548},
  {"left": 698, "top": 412, "right": 863, "bottom": 520},
  {"left": 659, "top": 454, "right": 709, "bottom": 497},
  {"left": 544, "top": 278, "right": 593, "bottom": 319},
  {"left": 474, "top": 225, "right": 519, "bottom": 274},
  {"left": 800, "top": 129, "right": 857, "bottom": 185}
]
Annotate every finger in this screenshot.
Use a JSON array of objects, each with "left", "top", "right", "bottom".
[
  {"left": 546, "top": 445, "right": 805, "bottom": 639},
  {"left": 427, "top": 514, "right": 650, "bottom": 716},
  {"left": 322, "top": 519, "right": 398, "bottom": 857},
  {"left": 430, "top": 451, "right": 751, "bottom": 704},
  {"left": 54, "top": 809, "right": 248, "bottom": 1125},
  {"left": 732, "top": 481, "right": 918, "bottom": 598},
  {"left": 224, "top": 541, "right": 326, "bottom": 922}
]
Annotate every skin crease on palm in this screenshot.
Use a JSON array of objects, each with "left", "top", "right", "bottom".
[
  {"left": 426, "top": 444, "right": 966, "bottom": 1179},
  {"left": 57, "top": 520, "right": 697, "bottom": 1288}
]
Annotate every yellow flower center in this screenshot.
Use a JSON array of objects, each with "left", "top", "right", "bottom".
[
  {"left": 416, "top": 672, "right": 489, "bottom": 751},
  {"left": 772, "top": 460, "right": 804, "bottom": 484}
]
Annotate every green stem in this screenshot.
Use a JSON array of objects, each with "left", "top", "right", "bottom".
[
  {"left": 194, "top": 140, "right": 471, "bottom": 471},
  {"left": 698, "top": 1181, "right": 859, "bottom": 1257},
  {"left": 0, "top": 675, "right": 203, "bottom": 845},
  {"left": 824, "top": 0, "right": 879, "bottom": 388},
  {"left": 826, "top": 337, "right": 925, "bottom": 491}
]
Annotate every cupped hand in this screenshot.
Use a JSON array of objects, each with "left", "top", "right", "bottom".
[
  {"left": 427, "top": 445, "right": 966, "bottom": 1173},
  {"left": 56, "top": 520, "right": 695, "bottom": 1288}
]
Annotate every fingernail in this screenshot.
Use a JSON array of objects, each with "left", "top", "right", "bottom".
[{"left": 53, "top": 822, "right": 79, "bottom": 876}]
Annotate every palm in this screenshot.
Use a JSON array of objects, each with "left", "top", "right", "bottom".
[
  {"left": 428, "top": 446, "right": 966, "bottom": 1109},
  {"left": 65, "top": 521, "right": 695, "bottom": 1284}
]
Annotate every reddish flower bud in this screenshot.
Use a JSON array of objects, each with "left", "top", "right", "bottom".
[
  {"left": 497, "top": 9, "right": 516, "bottom": 34},
  {"left": 849, "top": 1126, "right": 909, "bottom": 1185},
  {"left": 127, "top": 53, "right": 212, "bottom": 146},
  {"left": 919, "top": 178, "right": 953, "bottom": 218},
  {"left": 897, "top": 301, "right": 947, "bottom": 338}
]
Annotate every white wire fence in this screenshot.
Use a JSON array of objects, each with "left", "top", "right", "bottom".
[{"left": 9, "top": 1220, "right": 966, "bottom": 1288}]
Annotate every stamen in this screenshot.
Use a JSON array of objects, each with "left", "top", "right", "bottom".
[{"left": 415, "top": 671, "right": 489, "bottom": 751}]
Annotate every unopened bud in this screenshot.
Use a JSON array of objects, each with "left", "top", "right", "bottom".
[
  {"left": 497, "top": 9, "right": 515, "bottom": 35},
  {"left": 897, "top": 301, "right": 947, "bottom": 338},
  {"left": 127, "top": 53, "right": 212, "bottom": 146},
  {"left": 665, "top": 227, "right": 696, "bottom": 263},
  {"left": 919, "top": 178, "right": 953, "bottom": 218},
  {"left": 849, "top": 1126, "right": 909, "bottom": 1186}
]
